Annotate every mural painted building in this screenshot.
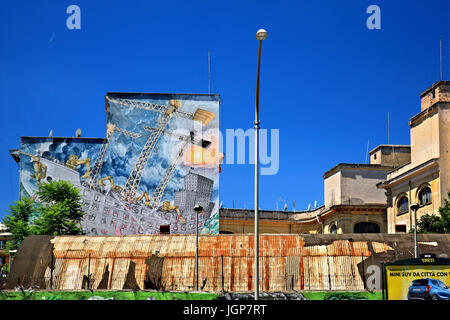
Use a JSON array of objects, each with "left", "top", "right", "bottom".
[{"left": 11, "top": 93, "right": 221, "bottom": 236}]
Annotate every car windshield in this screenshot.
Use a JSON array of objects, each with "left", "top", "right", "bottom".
[{"left": 412, "top": 279, "right": 429, "bottom": 286}]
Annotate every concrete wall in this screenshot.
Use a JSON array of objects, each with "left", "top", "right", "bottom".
[
  {"left": 369, "top": 146, "right": 411, "bottom": 168},
  {"left": 325, "top": 167, "right": 388, "bottom": 208},
  {"left": 219, "top": 209, "right": 324, "bottom": 235},
  {"left": 410, "top": 110, "right": 440, "bottom": 166},
  {"left": 324, "top": 171, "right": 341, "bottom": 207},
  {"left": 219, "top": 219, "right": 320, "bottom": 235},
  {"left": 323, "top": 211, "right": 387, "bottom": 234},
  {"left": 438, "top": 105, "right": 450, "bottom": 206},
  {"left": 340, "top": 168, "right": 388, "bottom": 205}
]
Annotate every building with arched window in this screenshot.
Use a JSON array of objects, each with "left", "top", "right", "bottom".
[
  {"left": 378, "top": 81, "right": 450, "bottom": 233},
  {"left": 0, "top": 223, "right": 13, "bottom": 271},
  {"left": 220, "top": 81, "right": 450, "bottom": 235}
]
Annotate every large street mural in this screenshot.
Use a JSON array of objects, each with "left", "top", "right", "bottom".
[{"left": 14, "top": 93, "right": 221, "bottom": 235}]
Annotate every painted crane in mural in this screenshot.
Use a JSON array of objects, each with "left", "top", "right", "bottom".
[
  {"left": 16, "top": 150, "right": 47, "bottom": 184},
  {"left": 140, "top": 126, "right": 212, "bottom": 209},
  {"left": 105, "top": 96, "right": 215, "bottom": 204},
  {"left": 88, "top": 123, "right": 142, "bottom": 190}
]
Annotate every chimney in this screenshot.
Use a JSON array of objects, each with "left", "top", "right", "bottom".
[{"left": 420, "top": 81, "right": 450, "bottom": 111}]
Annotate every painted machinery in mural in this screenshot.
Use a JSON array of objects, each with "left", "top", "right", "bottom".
[
  {"left": 78, "top": 97, "right": 216, "bottom": 235},
  {"left": 18, "top": 98, "right": 217, "bottom": 236}
]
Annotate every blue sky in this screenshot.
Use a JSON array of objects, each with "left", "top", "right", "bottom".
[{"left": 1, "top": 0, "right": 449, "bottom": 219}]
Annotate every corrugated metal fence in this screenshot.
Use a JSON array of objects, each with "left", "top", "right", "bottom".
[{"left": 6, "top": 234, "right": 450, "bottom": 292}]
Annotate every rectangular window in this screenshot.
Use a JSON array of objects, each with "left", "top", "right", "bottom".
[
  {"left": 160, "top": 225, "right": 170, "bottom": 234},
  {"left": 0, "top": 256, "right": 5, "bottom": 265},
  {"left": 395, "top": 225, "right": 407, "bottom": 233},
  {"left": 0, "top": 240, "right": 5, "bottom": 249}
]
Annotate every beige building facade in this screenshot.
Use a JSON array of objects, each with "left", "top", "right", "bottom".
[
  {"left": 220, "top": 81, "right": 450, "bottom": 235},
  {"left": 378, "top": 81, "right": 450, "bottom": 233},
  {"left": 0, "top": 223, "right": 13, "bottom": 270},
  {"left": 220, "top": 163, "right": 394, "bottom": 235}
]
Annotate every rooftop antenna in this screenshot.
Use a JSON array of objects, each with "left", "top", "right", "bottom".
[
  {"left": 276, "top": 197, "right": 286, "bottom": 211},
  {"left": 365, "top": 139, "right": 370, "bottom": 164},
  {"left": 440, "top": 36, "right": 443, "bottom": 80},
  {"left": 392, "top": 142, "right": 397, "bottom": 168},
  {"left": 387, "top": 112, "right": 390, "bottom": 144},
  {"left": 293, "top": 201, "right": 296, "bottom": 212},
  {"left": 307, "top": 203, "right": 311, "bottom": 211},
  {"left": 208, "top": 50, "right": 211, "bottom": 94},
  {"left": 315, "top": 210, "right": 320, "bottom": 224}
]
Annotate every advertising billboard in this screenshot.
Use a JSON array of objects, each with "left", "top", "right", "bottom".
[
  {"left": 14, "top": 93, "right": 221, "bottom": 236},
  {"left": 384, "top": 256, "right": 450, "bottom": 300}
]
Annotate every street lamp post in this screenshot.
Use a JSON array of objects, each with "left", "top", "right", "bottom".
[
  {"left": 254, "top": 28, "right": 267, "bottom": 301},
  {"left": 194, "top": 204, "right": 203, "bottom": 291},
  {"left": 410, "top": 203, "right": 419, "bottom": 258}
]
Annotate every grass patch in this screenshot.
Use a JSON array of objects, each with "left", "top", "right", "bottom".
[
  {"left": 0, "top": 290, "right": 220, "bottom": 301},
  {"left": 0, "top": 290, "right": 382, "bottom": 300},
  {"left": 302, "top": 291, "right": 382, "bottom": 300}
]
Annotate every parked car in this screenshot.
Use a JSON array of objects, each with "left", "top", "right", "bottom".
[{"left": 407, "top": 278, "right": 450, "bottom": 300}]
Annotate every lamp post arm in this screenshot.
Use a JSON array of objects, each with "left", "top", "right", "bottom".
[{"left": 255, "top": 40, "right": 262, "bottom": 121}]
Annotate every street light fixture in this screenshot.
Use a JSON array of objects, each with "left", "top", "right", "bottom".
[
  {"left": 410, "top": 203, "right": 419, "bottom": 258},
  {"left": 254, "top": 28, "right": 267, "bottom": 301},
  {"left": 256, "top": 29, "right": 268, "bottom": 40},
  {"left": 194, "top": 204, "right": 203, "bottom": 291}
]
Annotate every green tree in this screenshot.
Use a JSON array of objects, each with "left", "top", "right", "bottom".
[
  {"left": 33, "top": 181, "right": 85, "bottom": 236},
  {"left": 3, "top": 181, "right": 85, "bottom": 246},
  {"left": 2, "top": 197, "right": 35, "bottom": 250},
  {"left": 416, "top": 192, "right": 450, "bottom": 233}
]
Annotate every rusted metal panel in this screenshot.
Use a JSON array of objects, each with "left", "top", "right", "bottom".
[
  {"left": 110, "top": 259, "right": 128, "bottom": 289},
  {"left": 10, "top": 234, "right": 450, "bottom": 292},
  {"left": 60, "top": 260, "right": 82, "bottom": 290},
  {"left": 303, "top": 256, "right": 329, "bottom": 290},
  {"left": 90, "top": 257, "right": 108, "bottom": 289},
  {"left": 133, "top": 259, "right": 148, "bottom": 289},
  {"left": 285, "top": 256, "right": 299, "bottom": 291},
  {"left": 328, "top": 255, "right": 357, "bottom": 290},
  {"left": 302, "top": 244, "right": 327, "bottom": 257},
  {"left": 327, "top": 240, "right": 351, "bottom": 256},
  {"left": 350, "top": 256, "right": 365, "bottom": 290},
  {"left": 349, "top": 241, "right": 371, "bottom": 257},
  {"left": 371, "top": 241, "right": 394, "bottom": 253}
]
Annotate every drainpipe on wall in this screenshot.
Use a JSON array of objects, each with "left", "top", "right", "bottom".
[{"left": 408, "top": 181, "right": 412, "bottom": 232}]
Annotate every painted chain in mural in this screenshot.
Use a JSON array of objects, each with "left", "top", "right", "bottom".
[{"left": 15, "top": 93, "right": 221, "bottom": 235}]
